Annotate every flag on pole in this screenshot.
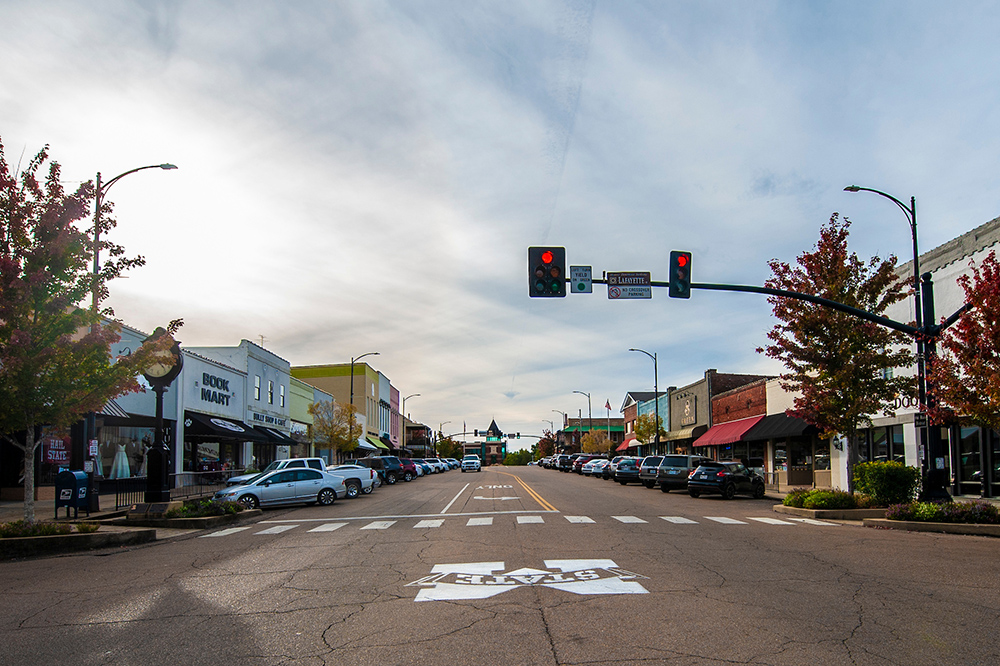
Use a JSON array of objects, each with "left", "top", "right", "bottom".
[{"left": 605, "top": 399, "right": 612, "bottom": 411}]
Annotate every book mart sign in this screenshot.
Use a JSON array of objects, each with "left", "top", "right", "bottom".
[{"left": 607, "top": 272, "right": 651, "bottom": 299}]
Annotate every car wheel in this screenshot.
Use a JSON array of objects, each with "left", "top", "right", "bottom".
[
  {"left": 619, "top": 480, "right": 627, "bottom": 485},
  {"left": 688, "top": 489, "right": 701, "bottom": 498},
  {"left": 644, "top": 480, "right": 655, "bottom": 489},
  {"left": 345, "top": 481, "right": 361, "bottom": 499},
  {"left": 752, "top": 483, "right": 766, "bottom": 499},
  {"left": 361, "top": 483, "right": 374, "bottom": 495},
  {"left": 721, "top": 483, "right": 736, "bottom": 500},
  {"left": 317, "top": 488, "right": 336, "bottom": 505},
  {"left": 238, "top": 494, "right": 259, "bottom": 510},
  {"left": 461, "top": 468, "right": 466, "bottom": 473},
  {"left": 404, "top": 471, "right": 414, "bottom": 482},
  {"left": 660, "top": 485, "right": 670, "bottom": 493},
  {"left": 385, "top": 473, "right": 397, "bottom": 485}
]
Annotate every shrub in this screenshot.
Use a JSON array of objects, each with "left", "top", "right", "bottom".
[
  {"left": 961, "top": 500, "right": 1000, "bottom": 524},
  {"left": 802, "top": 489, "right": 858, "bottom": 510},
  {"left": 0, "top": 521, "right": 73, "bottom": 538},
  {"left": 76, "top": 522, "right": 101, "bottom": 533},
  {"left": 885, "top": 503, "right": 916, "bottom": 521},
  {"left": 782, "top": 487, "right": 812, "bottom": 508},
  {"left": 164, "top": 499, "right": 244, "bottom": 518},
  {"left": 913, "top": 502, "right": 944, "bottom": 522},
  {"left": 853, "top": 461, "right": 921, "bottom": 506}
]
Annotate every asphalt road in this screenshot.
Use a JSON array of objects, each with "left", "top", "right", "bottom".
[{"left": 2, "top": 466, "right": 1000, "bottom": 666}]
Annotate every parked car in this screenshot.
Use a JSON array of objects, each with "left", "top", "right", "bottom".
[
  {"left": 226, "top": 457, "right": 326, "bottom": 486},
  {"left": 426, "top": 458, "right": 449, "bottom": 473},
  {"left": 345, "top": 456, "right": 404, "bottom": 485},
  {"left": 613, "top": 457, "right": 642, "bottom": 485},
  {"left": 444, "top": 458, "right": 460, "bottom": 469},
  {"left": 655, "top": 454, "right": 714, "bottom": 492},
  {"left": 554, "top": 454, "right": 572, "bottom": 471},
  {"left": 590, "top": 459, "right": 610, "bottom": 477},
  {"left": 572, "top": 454, "right": 603, "bottom": 474},
  {"left": 213, "top": 468, "right": 347, "bottom": 509},
  {"left": 604, "top": 455, "right": 627, "bottom": 480},
  {"left": 580, "top": 459, "right": 600, "bottom": 475},
  {"left": 396, "top": 458, "right": 418, "bottom": 482},
  {"left": 687, "top": 460, "right": 766, "bottom": 499},
  {"left": 413, "top": 459, "right": 433, "bottom": 475},
  {"left": 325, "top": 464, "right": 377, "bottom": 497},
  {"left": 461, "top": 454, "right": 482, "bottom": 472},
  {"left": 639, "top": 455, "right": 664, "bottom": 488},
  {"left": 559, "top": 454, "right": 584, "bottom": 472}
]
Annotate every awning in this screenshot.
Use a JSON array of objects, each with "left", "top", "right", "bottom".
[
  {"left": 693, "top": 415, "right": 765, "bottom": 447},
  {"left": 356, "top": 439, "right": 377, "bottom": 451},
  {"left": 616, "top": 435, "right": 638, "bottom": 452},
  {"left": 253, "top": 425, "right": 297, "bottom": 445},
  {"left": 100, "top": 398, "right": 131, "bottom": 419},
  {"left": 183, "top": 411, "right": 268, "bottom": 442},
  {"left": 366, "top": 436, "right": 389, "bottom": 451},
  {"left": 742, "top": 413, "right": 818, "bottom": 441},
  {"left": 662, "top": 425, "right": 708, "bottom": 442}
]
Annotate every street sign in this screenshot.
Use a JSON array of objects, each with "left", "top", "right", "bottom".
[
  {"left": 606, "top": 272, "right": 651, "bottom": 299},
  {"left": 914, "top": 413, "right": 928, "bottom": 428},
  {"left": 570, "top": 266, "right": 592, "bottom": 293}
]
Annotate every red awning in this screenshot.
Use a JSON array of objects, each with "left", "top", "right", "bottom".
[
  {"left": 692, "top": 415, "right": 765, "bottom": 447},
  {"left": 616, "top": 435, "right": 637, "bottom": 452}
]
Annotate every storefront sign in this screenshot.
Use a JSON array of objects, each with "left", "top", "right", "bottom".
[
  {"left": 251, "top": 411, "right": 287, "bottom": 428},
  {"left": 200, "top": 372, "right": 233, "bottom": 406},
  {"left": 679, "top": 396, "right": 697, "bottom": 426},
  {"left": 44, "top": 438, "right": 70, "bottom": 464}
]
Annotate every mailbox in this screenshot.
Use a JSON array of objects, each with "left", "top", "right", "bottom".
[{"left": 55, "top": 470, "right": 90, "bottom": 519}]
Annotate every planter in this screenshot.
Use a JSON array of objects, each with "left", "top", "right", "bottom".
[
  {"left": 0, "top": 528, "right": 156, "bottom": 560},
  {"left": 773, "top": 505, "right": 887, "bottom": 520},
  {"left": 121, "top": 508, "right": 262, "bottom": 529},
  {"left": 864, "top": 518, "right": 1000, "bottom": 538}
]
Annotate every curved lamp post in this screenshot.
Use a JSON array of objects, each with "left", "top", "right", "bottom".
[
  {"left": 629, "top": 348, "right": 660, "bottom": 452},
  {"left": 437, "top": 421, "right": 452, "bottom": 457},
  {"left": 349, "top": 352, "right": 379, "bottom": 447},
  {"left": 92, "top": 164, "right": 178, "bottom": 314},
  {"left": 844, "top": 186, "right": 927, "bottom": 469},
  {"left": 552, "top": 409, "right": 568, "bottom": 452},
  {"left": 402, "top": 393, "right": 420, "bottom": 420},
  {"left": 573, "top": 390, "right": 593, "bottom": 442}
]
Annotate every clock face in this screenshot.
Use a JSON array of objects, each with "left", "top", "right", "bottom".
[{"left": 146, "top": 361, "right": 174, "bottom": 378}]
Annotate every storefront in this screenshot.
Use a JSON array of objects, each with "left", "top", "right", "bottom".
[
  {"left": 182, "top": 411, "right": 267, "bottom": 473},
  {"left": 945, "top": 423, "right": 1000, "bottom": 498}
]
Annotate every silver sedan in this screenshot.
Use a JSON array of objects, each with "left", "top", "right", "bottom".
[{"left": 213, "top": 468, "right": 347, "bottom": 509}]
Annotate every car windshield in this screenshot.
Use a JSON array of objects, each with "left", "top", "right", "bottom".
[
  {"left": 260, "top": 461, "right": 281, "bottom": 473},
  {"left": 661, "top": 456, "right": 690, "bottom": 466}
]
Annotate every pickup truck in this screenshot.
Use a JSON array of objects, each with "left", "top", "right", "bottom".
[
  {"left": 226, "top": 457, "right": 326, "bottom": 486},
  {"left": 461, "top": 454, "right": 482, "bottom": 472}
]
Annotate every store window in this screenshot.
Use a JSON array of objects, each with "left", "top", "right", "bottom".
[
  {"left": 280, "top": 385, "right": 285, "bottom": 407},
  {"left": 814, "top": 439, "right": 831, "bottom": 470},
  {"left": 97, "top": 425, "right": 156, "bottom": 479},
  {"left": 268, "top": 380, "right": 274, "bottom": 404},
  {"left": 773, "top": 443, "right": 787, "bottom": 471},
  {"left": 255, "top": 375, "right": 261, "bottom": 401}
]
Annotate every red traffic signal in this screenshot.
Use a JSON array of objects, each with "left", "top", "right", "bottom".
[
  {"left": 528, "top": 247, "right": 566, "bottom": 297},
  {"left": 668, "top": 250, "right": 691, "bottom": 298}
]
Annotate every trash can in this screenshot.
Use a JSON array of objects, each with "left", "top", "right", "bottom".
[{"left": 55, "top": 470, "right": 90, "bottom": 519}]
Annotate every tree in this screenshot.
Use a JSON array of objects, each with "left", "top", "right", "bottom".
[
  {"left": 757, "top": 214, "right": 914, "bottom": 490},
  {"left": 502, "top": 449, "right": 532, "bottom": 466},
  {"left": 0, "top": 139, "right": 177, "bottom": 522},
  {"left": 926, "top": 251, "right": 1000, "bottom": 430},
  {"left": 580, "top": 429, "right": 612, "bottom": 454},
  {"left": 308, "top": 400, "right": 360, "bottom": 460},
  {"left": 537, "top": 430, "right": 556, "bottom": 457},
  {"left": 436, "top": 436, "right": 464, "bottom": 460},
  {"left": 634, "top": 413, "right": 665, "bottom": 445}
]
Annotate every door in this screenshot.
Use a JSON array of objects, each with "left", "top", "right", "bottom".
[
  {"left": 957, "top": 427, "right": 982, "bottom": 496},
  {"left": 293, "top": 469, "right": 324, "bottom": 501},
  {"left": 258, "top": 471, "right": 298, "bottom": 505}
]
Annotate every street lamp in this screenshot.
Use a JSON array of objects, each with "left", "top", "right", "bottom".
[
  {"left": 629, "top": 348, "right": 660, "bottom": 452},
  {"left": 437, "top": 421, "right": 452, "bottom": 457},
  {"left": 140, "top": 328, "right": 183, "bottom": 503},
  {"left": 552, "top": 409, "right": 568, "bottom": 452},
  {"left": 402, "top": 393, "right": 420, "bottom": 420},
  {"left": 92, "top": 164, "right": 178, "bottom": 315},
  {"left": 349, "top": 352, "right": 379, "bottom": 447},
  {"left": 573, "top": 390, "right": 593, "bottom": 439},
  {"left": 844, "top": 186, "right": 928, "bottom": 471}
]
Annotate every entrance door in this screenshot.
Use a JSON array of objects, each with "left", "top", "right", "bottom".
[{"left": 957, "top": 427, "right": 982, "bottom": 496}]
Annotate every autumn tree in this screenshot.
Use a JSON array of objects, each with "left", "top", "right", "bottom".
[
  {"left": 926, "top": 251, "right": 1000, "bottom": 430},
  {"left": 0, "top": 138, "right": 178, "bottom": 522},
  {"left": 634, "top": 413, "right": 665, "bottom": 445},
  {"left": 308, "top": 400, "right": 360, "bottom": 460},
  {"left": 436, "top": 436, "right": 464, "bottom": 460},
  {"left": 580, "top": 429, "right": 612, "bottom": 454},
  {"left": 537, "top": 430, "right": 556, "bottom": 457},
  {"left": 758, "top": 214, "right": 914, "bottom": 491}
]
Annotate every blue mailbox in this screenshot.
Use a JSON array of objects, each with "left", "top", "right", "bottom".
[{"left": 55, "top": 470, "right": 90, "bottom": 518}]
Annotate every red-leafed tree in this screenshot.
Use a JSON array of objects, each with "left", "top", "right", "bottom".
[
  {"left": 0, "top": 138, "right": 178, "bottom": 522},
  {"left": 757, "top": 214, "right": 915, "bottom": 490},
  {"left": 537, "top": 430, "right": 556, "bottom": 458},
  {"left": 926, "top": 251, "right": 1000, "bottom": 431}
]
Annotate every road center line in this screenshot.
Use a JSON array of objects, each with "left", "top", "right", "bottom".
[{"left": 441, "top": 483, "right": 470, "bottom": 514}]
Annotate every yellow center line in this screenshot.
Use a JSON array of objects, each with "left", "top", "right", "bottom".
[{"left": 496, "top": 470, "right": 559, "bottom": 512}]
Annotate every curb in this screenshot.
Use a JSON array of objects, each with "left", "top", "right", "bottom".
[
  {"left": 0, "top": 528, "right": 156, "bottom": 560},
  {"left": 864, "top": 518, "right": 1000, "bottom": 537},
  {"left": 773, "top": 505, "right": 887, "bottom": 520},
  {"left": 119, "top": 509, "right": 262, "bottom": 529}
]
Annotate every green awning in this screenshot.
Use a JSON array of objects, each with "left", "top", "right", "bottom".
[
  {"left": 562, "top": 425, "right": 624, "bottom": 433},
  {"left": 367, "top": 436, "right": 389, "bottom": 450}
]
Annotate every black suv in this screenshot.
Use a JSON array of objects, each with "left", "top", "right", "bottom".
[
  {"left": 638, "top": 455, "right": 663, "bottom": 488},
  {"left": 655, "top": 454, "right": 714, "bottom": 492},
  {"left": 613, "top": 457, "right": 642, "bottom": 485},
  {"left": 687, "top": 460, "right": 766, "bottom": 499},
  {"left": 346, "top": 456, "right": 404, "bottom": 485}
]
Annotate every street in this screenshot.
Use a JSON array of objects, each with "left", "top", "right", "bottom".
[{"left": 2, "top": 467, "right": 999, "bottom": 666}]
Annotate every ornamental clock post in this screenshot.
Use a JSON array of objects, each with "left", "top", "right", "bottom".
[{"left": 141, "top": 328, "right": 183, "bottom": 503}]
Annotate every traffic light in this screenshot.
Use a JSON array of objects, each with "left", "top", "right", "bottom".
[
  {"left": 668, "top": 250, "right": 692, "bottom": 299},
  {"left": 528, "top": 247, "right": 566, "bottom": 297}
]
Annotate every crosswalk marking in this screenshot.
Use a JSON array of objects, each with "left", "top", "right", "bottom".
[
  {"left": 748, "top": 517, "right": 793, "bottom": 525},
  {"left": 612, "top": 516, "right": 648, "bottom": 524},
  {"left": 517, "top": 515, "right": 545, "bottom": 524},
  {"left": 360, "top": 520, "right": 397, "bottom": 530},
  {"left": 257, "top": 525, "right": 298, "bottom": 535},
  {"left": 308, "top": 523, "right": 347, "bottom": 532},
  {"left": 660, "top": 516, "right": 698, "bottom": 524},
  {"left": 704, "top": 517, "right": 747, "bottom": 525},
  {"left": 787, "top": 517, "right": 839, "bottom": 526},
  {"left": 414, "top": 519, "right": 445, "bottom": 528},
  {"left": 467, "top": 517, "right": 493, "bottom": 526},
  {"left": 200, "top": 527, "right": 251, "bottom": 538},
  {"left": 564, "top": 516, "right": 595, "bottom": 524}
]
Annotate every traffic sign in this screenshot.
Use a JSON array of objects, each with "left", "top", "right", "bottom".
[
  {"left": 570, "top": 266, "right": 592, "bottom": 293},
  {"left": 606, "top": 272, "right": 651, "bottom": 299}
]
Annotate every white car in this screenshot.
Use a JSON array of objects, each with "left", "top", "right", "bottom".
[
  {"left": 461, "top": 454, "right": 482, "bottom": 472},
  {"left": 426, "top": 458, "right": 449, "bottom": 473},
  {"left": 325, "top": 464, "right": 378, "bottom": 497}
]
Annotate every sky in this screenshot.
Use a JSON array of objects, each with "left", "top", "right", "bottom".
[{"left": 3, "top": 1, "right": 1000, "bottom": 450}]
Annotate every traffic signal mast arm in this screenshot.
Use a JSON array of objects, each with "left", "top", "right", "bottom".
[{"left": 576, "top": 276, "right": 969, "bottom": 338}]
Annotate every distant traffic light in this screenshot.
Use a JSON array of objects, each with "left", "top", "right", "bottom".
[
  {"left": 528, "top": 247, "right": 566, "bottom": 297},
  {"left": 668, "top": 250, "right": 692, "bottom": 299}
]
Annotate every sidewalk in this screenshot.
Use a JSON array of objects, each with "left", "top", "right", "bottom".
[{"left": 0, "top": 497, "right": 128, "bottom": 523}]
